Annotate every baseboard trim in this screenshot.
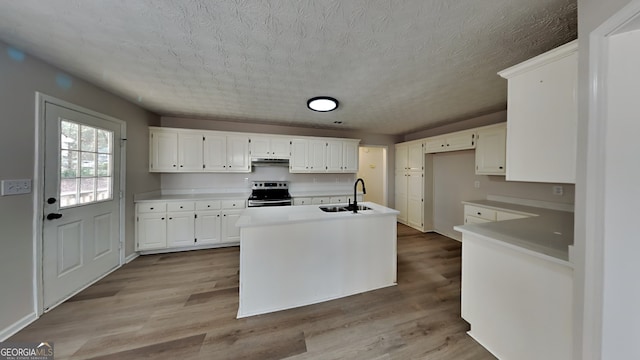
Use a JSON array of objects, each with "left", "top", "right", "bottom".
[
  {"left": 0, "top": 312, "right": 38, "bottom": 341},
  {"left": 124, "top": 252, "right": 139, "bottom": 264},
  {"left": 434, "top": 230, "right": 462, "bottom": 242}
]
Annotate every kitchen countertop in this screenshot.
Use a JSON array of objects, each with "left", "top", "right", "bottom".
[
  {"left": 236, "top": 201, "right": 398, "bottom": 228},
  {"left": 454, "top": 200, "right": 574, "bottom": 266}
]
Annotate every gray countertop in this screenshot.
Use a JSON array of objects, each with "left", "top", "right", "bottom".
[{"left": 454, "top": 200, "right": 574, "bottom": 266}]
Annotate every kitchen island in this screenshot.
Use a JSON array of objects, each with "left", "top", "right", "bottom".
[{"left": 235, "top": 202, "right": 398, "bottom": 318}]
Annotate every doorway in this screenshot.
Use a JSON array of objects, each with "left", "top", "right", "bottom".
[
  {"left": 36, "top": 94, "right": 125, "bottom": 312},
  {"left": 357, "top": 146, "right": 387, "bottom": 206}
]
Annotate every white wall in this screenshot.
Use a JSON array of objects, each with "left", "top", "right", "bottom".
[
  {"left": 0, "top": 40, "right": 160, "bottom": 339},
  {"left": 600, "top": 26, "right": 640, "bottom": 359},
  {"left": 575, "top": 1, "right": 633, "bottom": 359},
  {"left": 161, "top": 167, "right": 356, "bottom": 194},
  {"left": 357, "top": 147, "right": 386, "bottom": 206},
  {"left": 431, "top": 150, "right": 575, "bottom": 240}
]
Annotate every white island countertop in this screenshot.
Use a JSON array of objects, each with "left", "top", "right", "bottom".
[
  {"left": 454, "top": 200, "right": 574, "bottom": 266},
  {"left": 236, "top": 201, "right": 398, "bottom": 228}
]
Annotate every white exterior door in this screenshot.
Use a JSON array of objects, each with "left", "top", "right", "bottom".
[{"left": 42, "top": 103, "right": 122, "bottom": 310}]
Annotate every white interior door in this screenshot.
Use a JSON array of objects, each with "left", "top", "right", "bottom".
[{"left": 42, "top": 103, "right": 122, "bottom": 310}]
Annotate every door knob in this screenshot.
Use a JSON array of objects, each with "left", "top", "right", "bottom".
[{"left": 47, "top": 213, "right": 63, "bottom": 220}]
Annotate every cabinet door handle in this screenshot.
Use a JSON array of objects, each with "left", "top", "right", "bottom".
[
  {"left": 173, "top": 164, "right": 176, "bottom": 167},
  {"left": 161, "top": 217, "right": 165, "bottom": 220},
  {"left": 180, "top": 165, "right": 183, "bottom": 168},
  {"left": 499, "top": 166, "right": 504, "bottom": 169},
  {"left": 477, "top": 212, "right": 481, "bottom": 216},
  {"left": 150, "top": 207, "right": 154, "bottom": 210}
]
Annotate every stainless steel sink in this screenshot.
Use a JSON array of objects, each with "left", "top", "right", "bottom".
[
  {"left": 319, "top": 205, "right": 345, "bottom": 212},
  {"left": 319, "top": 205, "right": 372, "bottom": 213}
]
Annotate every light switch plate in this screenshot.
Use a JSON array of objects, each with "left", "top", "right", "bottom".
[{"left": 1, "top": 179, "right": 32, "bottom": 196}]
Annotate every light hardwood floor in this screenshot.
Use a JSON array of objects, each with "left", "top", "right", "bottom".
[{"left": 10, "top": 224, "right": 495, "bottom": 359}]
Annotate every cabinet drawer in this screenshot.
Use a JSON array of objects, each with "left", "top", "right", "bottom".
[
  {"left": 221, "top": 199, "right": 246, "bottom": 209},
  {"left": 464, "top": 205, "right": 497, "bottom": 221},
  {"left": 195, "top": 200, "right": 222, "bottom": 211},
  {"left": 464, "top": 215, "right": 492, "bottom": 225},
  {"left": 330, "top": 196, "right": 346, "bottom": 204},
  {"left": 311, "top": 197, "right": 331, "bottom": 205},
  {"left": 167, "top": 201, "right": 195, "bottom": 212},
  {"left": 137, "top": 202, "right": 166, "bottom": 213},
  {"left": 294, "top": 198, "right": 312, "bottom": 206}
]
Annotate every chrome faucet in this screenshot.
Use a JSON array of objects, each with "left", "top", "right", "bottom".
[{"left": 350, "top": 178, "right": 367, "bottom": 213}]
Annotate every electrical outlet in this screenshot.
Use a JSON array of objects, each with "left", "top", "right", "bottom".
[
  {"left": 474, "top": 180, "right": 480, "bottom": 189},
  {"left": 1, "top": 179, "right": 32, "bottom": 196},
  {"left": 553, "top": 185, "right": 564, "bottom": 196}
]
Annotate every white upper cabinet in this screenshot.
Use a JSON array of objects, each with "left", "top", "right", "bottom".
[
  {"left": 424, "top": 130, "right": 476, "bottom": 154},
  {"left": 150, "top": 127, "right": 358, "bottom": 174},
  {"left": 203, "top": 133, "right": 226, "bottom": 171},
  {"left": 149, "top": 129, "right": 178, "bottom": 172},
  {"left": 342, "top": 140, "right": 359, "bottom": 172},
  {"left": 290, "top": 138, "right": 359, "bottom": 173},
  {"left": 307, "top": 140, "right": 326, "bottom": 172},
  {"left": 177, "top": 132, "right": 204, "bottom": 172},
  {"left": 475, "top": 123, "right": 507, "bottom": 175},
  {"left": 396, "top": 141, "right": 424, "bottom": 170},
  {"left": 326, "top": 140, "right": 343, "bottom": 172},
  {"left": 499, "top": 40, "right": 578, "bottom": 183},
  {"left": 226, "top": 135, "right": 250, "bottom": 172},
  {"left": 327, "top": 140, "right": 359, "bottom": 172},
  {"left": 290, "top": 139, "right": 309, "bottom": 172},
  {"left": 249, "top": 136, "right": 291, "bottom": 158}
]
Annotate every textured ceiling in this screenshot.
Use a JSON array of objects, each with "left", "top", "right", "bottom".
[{"left": 0, "top": 0, "right": 576, "bottom": 136}]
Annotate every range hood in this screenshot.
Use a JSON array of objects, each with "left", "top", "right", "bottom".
[{"left": 251, "top": 158, "right": 290, "bottom": 167}]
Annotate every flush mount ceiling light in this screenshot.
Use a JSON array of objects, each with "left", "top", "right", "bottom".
[{"left": 307, "top": 97, "right": 339, "bottom": 112}]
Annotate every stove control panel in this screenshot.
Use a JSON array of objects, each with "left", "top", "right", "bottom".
[{"left": 251, "top": 181, "right": 289, "bottom": 190}]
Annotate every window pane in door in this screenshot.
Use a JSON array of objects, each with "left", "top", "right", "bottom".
[
  {"left": 61, "top": 150, "right": 79, "bottom": 178},
  {"left": 80, "top": 178, "right": 96, "bottom": 204},
  {"left": 59, "top": 119, "right": 114, "bottom": 209},
  {"left": 60, "top": 178, "right": 79, "bottom": 207},
  {"left": 81, "top": 126, "right": 96, "bottom": 151},
  {"left": 97, "top": 154, "right": 111, "bottom": 177},
  {"left": 81, "top": 152, "right": 96, "bottom": 177},
  {"left": 97, "top": 129, "right": 112, "bottom": 153},
  {"left": 61, "top": 121, "right": 78, "bottom": 150},
  {"left": 96, "top": 177, "right": 111, "bottom": 200}
]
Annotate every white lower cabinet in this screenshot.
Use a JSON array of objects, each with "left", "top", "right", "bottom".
[
  {"left": 221, "top": 209, "right": 242, "bottom": 243},
  {"left": 311, "top": 197, "right": 331, "bottom": 205},
  {"left": 136, "top": 199, "right": 245, "bottom": 252},
  {"left": 463, "top": 203, "right": 529, "bottom": 225},
  {"left": 167, "top": 211, "right": 195, "bottom": 247},
  {"left": 293, "top": 194, "right": 363, "bottom": 206},
  {"left": 194, "top": 200, "right": 222, "bottom": 245},
  {"left": 137, "top": 213, "right": 167, "bottom": 250}
]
